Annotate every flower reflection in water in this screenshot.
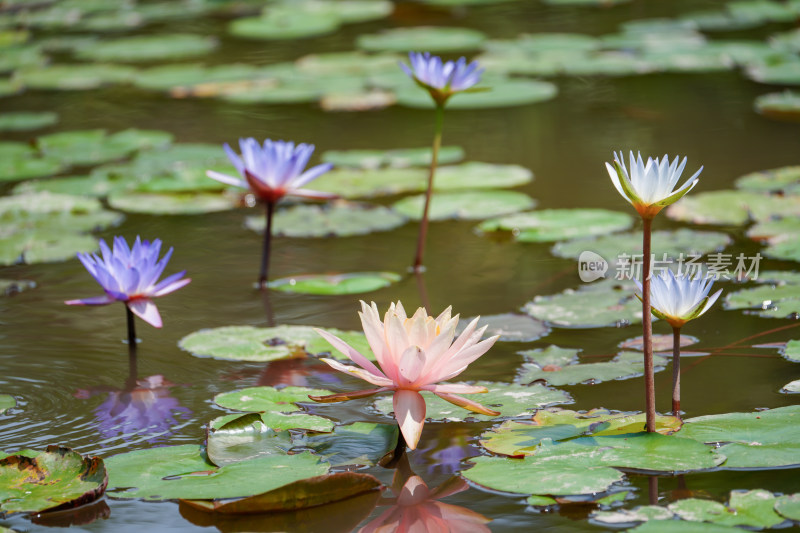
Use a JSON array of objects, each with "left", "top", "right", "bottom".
[
  {"left": 361, "top": 455, "right": 491, "bottom": 533},
  {"left": 76, "top": 375, "right": 191, "bottom": 445}
]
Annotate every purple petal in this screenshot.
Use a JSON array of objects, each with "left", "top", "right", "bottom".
[
  {"left": 153, "top": 277, "right": 191, "bottom": 298},
  {"left": 206, "top": 170, "right": 247, "bottom": 189},
  {"left": 291, "top": 162, "right": 333, "bottom": 189},
  {"left": 151, "top": 271, "right": 188, "bottom": 296},
  {"left": 128, "top": 299, "right": 162, "bottom": 328},
  {"left": 65, "top": 295, "right": 117, "bottom": 306}
]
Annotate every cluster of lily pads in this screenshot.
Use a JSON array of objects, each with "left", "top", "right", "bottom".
[{"left": 2, "top": 0, "right": 800, "bottom": 532}]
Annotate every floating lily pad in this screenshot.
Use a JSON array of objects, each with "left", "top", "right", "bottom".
[
  {"left": 479, "top": 208, "right": 633, "bottom": 243},
  {"left": 392, "top": 190, "right": 535, "bottom": 221},
  {"left": 542, "top": 0, "right": 631, "bottom": 5},
  {"left": 247, "top": 202, "right": 406, "bottom": 238},
  {"left": 724, "top": 277, "right": 800, "bottom": 318},
  {"left": 395, "top": 79, "right": 557, "bottom": 109},
  {"left": 320, "top": 89, "right": 396, "bottom": 112},
  {"left": 0, "top": 45, "right": 47, "bottom": 73},
  {"left": 213, "top": 409, "right": 334, "bottom": 436},
  {"left": 311, "top": 167, "right": 426, "bottom": 198},
  {"left": 0, "top": 446, "right": 107, "bottom": 514},
  {"left": 593, "top": 505, "right": 675, "bottom": 525},
  {"left": 37, "top": 128, "right": 173, "bottom": 167},
  {"left": 181, "top": 472, "right": 381, "bottom": 514},
  {"left": 215, "top": 386, "right": 340, "bottom": 415},
  {"left": 75, "top": 34, "right": 217, "bottom": 62},
  {"left": 755, "top": 90, "right": 800, "bottom": 120},
  {"left": 180, "top": 325, "right": 372, "bottom": 362},
  {"left": 297, "top": 51, "right": 401, "bottom": 76},
  {"left": 0, "top": 111, "right": 57, "bottom": 132},
  {"left": 0, "top": 143, "right": 63, "bottom": 182},
  {"left": 552, "top": 229, "right": 733, "bottom": 268},
  {"left": 782, "top": 339, "right": 800, "bottom": 362},
  {"left": 666, "top": 189, "right": 800, "bottom": 225},
  {"left": 106, "top": 445, "right": 327, "bottom": 501},
  {"left": 628, "top": 522, "right": 744, "bottom": 532},
  {"left": 678, "top": 405, "right": 800, "bottom": 468},
  {"left": 0, "top": 192, "right": 122, "bottom": 266},
  {"left": 229, "top": 10, "right": 339, "bottom": 40},
  {"left": 560, "top": 52, "right": 656, "bottom": 76},
  {"left": 518, "top": 349, "right": 667, "bottom": 386},
  {"left": 0, "top": 395, "right": 14, "bottom": 413},
  {"left": 269, "top": 272, "right": 401, "bottom": 295},
  {"left": 781, "top": 379, "right": 800, "bottom": 393},
  {"left": 134, "top": 63, "right": 260, "bottom": 92},
  {"left": 296, "top": 422, "right": 399, "bottom": 467},
  {"left": 374, "top": 381, "right": 571, "bottom": 422},
  {"left": 480, "top": 408, "right": 682, "bottom": 456},
  {"left": 17, "top": 63, "right": 136, "bottom": 90},
  {"left": 670, "top": 490, "right": 784, "bottom": 528},
  {"left": 357, "top": 26, "right": 487, "bottom": 53},
  {"left": 206, "top": 413, "right": 295, "bottom": 467},
  {"left": 523, "top": 279, "right": 642, "bottom": 328},
  {"left": 457, "top": 313, "right": 550, "bottom": 342},
  {"left": 107, "top": 192, "right": 237, "bottom": 214},
  {"left": 435, "top": 162, "right": 533, "bottom": 191},
  {"left": 775, "top": 493, "right": 800, "bottom": 520},
  {"left": 735, "top": 165, "right": 800, "bottom": 193},
  {"left": 321, "top": 146, "right": 465, "bottom": 170}
]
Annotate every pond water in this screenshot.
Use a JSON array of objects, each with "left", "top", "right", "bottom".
[{"left": 1, "top": 0, "right": 800, "bottom": 531}]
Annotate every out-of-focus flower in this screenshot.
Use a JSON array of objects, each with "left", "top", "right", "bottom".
[
  {"left": 360, "top": 473, "right": 490, "bottom": 533},
  {"left": 207, "top": 138, "right": 335, "bottom": 204},
  {"left": 65, "top": 236, "right": 190, "bottom": 328},
  {"left": 400, "top": 52, "right": 484, "bottom": 105},
  {"left": 635, "top": 270, "right": 722, "bottom": 328},
  {"left": 310, "top": 301, "right": 499, "bottom": 450},
  {"left": 606, "top": 151, "right": 702, "bottom": 219}
]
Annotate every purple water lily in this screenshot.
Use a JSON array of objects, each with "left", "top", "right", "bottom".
[
  {"left": 65, "top": 236, "right": 190, "bottom": 332},
  {"left": 207, "top": 138, "right": 335, "bottom": 288},
  {"left": 400, "top": 52, "right": 484, "bottom": 105}
]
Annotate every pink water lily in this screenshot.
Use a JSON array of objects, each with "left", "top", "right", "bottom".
[{"left": 310, "top": 301, "right": 500, "bottom": 450}]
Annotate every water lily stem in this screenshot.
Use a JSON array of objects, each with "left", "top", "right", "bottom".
[
  {"left": 259, "top": 201, "right": 276, "bottom": 289},
  {"left": 648, "top": 476, "right": 658, "bottom": 505},
  {"left": 126, "top": 305, "right": 136, "bottom": 351},
  {"left": 672, "top": 325, "right": 682, "bottom": 418},
  {"left": 413, "top": 103, "right": 445, "bottom": 272},
  {"left": 642, "top": 217, "right": 656, "bottom": 433}
]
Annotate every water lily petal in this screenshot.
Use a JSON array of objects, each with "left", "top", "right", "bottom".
[
  {"left": 313, "top": 328, "right": 387, "bottom": 380},
  {"left": 127, "top": 298, "right": 162, "bottom": 328},
  {"left": 317, "top": 357, "right": 393, "bottom": 387},
  {"left": 64, "top": 295, "right": 116, "bottom": 306},
  {"left": 434, "top": 392, "right": 499, "bottom": 416},
  {"left": 206, "top": 170, "right": 247, "bottom": 189},
  {"left": 393, "top": 389, "right": 426, "bottom": 450}
]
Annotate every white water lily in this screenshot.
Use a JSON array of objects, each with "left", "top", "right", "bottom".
[
  {"left": 606, "top": 151, "right": 702, "bottom": 219},
  {"left": 635, "top": 270, "right": 722, "bottom": 328}
]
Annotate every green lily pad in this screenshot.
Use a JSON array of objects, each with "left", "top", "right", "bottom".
[
  {"left": 0, "top": 111, "right": 57, "bottom": 132},
  {"left": 724, "top": 276, "right": 800, "bottom": 318},
  {"left": 392, "top": 190, "right": 535, "bottom": 221},
  {"left": 464, "top": 455, "right": 625, "bottom": 497},
  {"left": 755, "top": 90, "right": 800, "bottom": 120},
  {"left": 552, "top": 229, "right": 733, "bottom": 267},
  {"left": 17, "top": 63, "right": 136, "bottom": 90},
  {"left": 107, "top": 191, "right": 237, "bottom": 214},
  {"left": 781, "top": 379, "right": 800, "bottom": 393},
  {"left": 458, "top": 313, "right": 550, "bottom": 342},
  {"left": 374, "top": 381, "right": 571, "bottom": 422},
  {"left": 214, "top": 386, "right": 338, "bottom": 414},
  {"left": 670, "top": 490, "right": 784, "bottom": 528},
  {"left": 311, "top": 167, "right": 427, "bottom": 198},
  {"left": 775, "top": 493, "right": 800, "bottom": 520},
  {"left": 592, "top": 505, "right": 675, "bottom": 525},
  {"left": 560, "top": 52, "right": 656, "bottom": 76},
  {"left": 229, "top": 10, "right": 339, "bottom": 41},
  {"left": 12, "top": 174, "right": 128, "bottom": 197},
  {"left": 481, "top": 408, "right": 682, "bottom": 457},
  {"left": 523, "top": 279, "right": 642, "bottom": 328},
  {"left": 296, "top": 51, "right": 401, "bottom": 76},
  {"left": 678, "top": 405, "right": 800, "bottom": 468},
  {"left": 106, "top": 445, "right": 327, "bottom": 501},
  {"left": 206, "top": 413, "right": 295, "bottom": 467},
  {"left": 37, "top": 128, "right": 173, "bottom": 167},
  {"left": 180, "top": 325, "right": 372, "bottom": 362},
  {"left": 748, "top": 61, "right": 800, "bottom": 85},
  {"left": 321, "top": 146, "right": 464, "bottom": 169},
  {"left": 542, "top": 0, "right": 631, "bottom": 5},
  {"left": 134, "top": 63, "right": 260, "bottom": 92},
  {"left": 0, "top": 395, "right": 14, "bottom": 413},
  {"left": 0, "top": 144, "right": 63, "bottom": 182},
  {"left": 75, "top": 34, "right": 217, "bottom": 62},
  {"left": 479, "top": 208, "right": 633, "bottom": 243},
  {"left": 782, "top": 339, "right": 800, "bottom": 362},
  {"left": 395, "top": 79, "right": 557, "bottom": 109},
  {"left": 666, "top": 189, "right": 800, "bottom": 225},
  {"left": 435, "top": 162, "right": 533, "bottom": 191},
  {"left": 320, "top": 89, "right": 396, "bottom": 112},
  {"left": 269, "top": 272, "right": 401, "bottom": 295},
  {"left": 0, "top": 45, "right": 46, "bottom": 73},
  {"left": 518, "top": 349, "right": 667, "bottom": 386},
  {"left": 0, "top": 446, "right": 107, "bottom": 514},
  {"left": 735, "top": 165, "right": 800, "bottom": 193},
  {"left": 0, "top": 192, "right": 122, "bottom": 266},
  {"left": 296, "top": 422, "right": 399, "bottom": 467},
  {"left": 212, "top": 410, "right": 334, "bottom": 436},
  {"left": 628, "top": 522, "right": 744, "bottom": 532},
  {"left": 357, "top": 26, "right": 487, "bottom": 53},
  {"left": 247, "top": 202, "right": 406, "bottom": 238}
]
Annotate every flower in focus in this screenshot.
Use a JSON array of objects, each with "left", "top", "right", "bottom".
[
  {"left": 310, "top": 301, "right": 500, "bottom": 450},
  {"left": 400, "top": 52, "right": 484, "bottom": 105},
  {"left": 606, "top": 151, "right": 702, "bottom": 219},
  {"left": 65, "top": 236, "right": 190, "bottom": 328},
  {"left": 206, "top": 138, "right": 335, "bottom": 204},
  {"left": 360, "top": 474, "right": 490, "bottom": 533},
  {"left": 635, "top": 270, "right": 722, "bottom": 328}
]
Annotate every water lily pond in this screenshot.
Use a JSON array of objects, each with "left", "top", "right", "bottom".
[{"left": 2, "top": 0, "right": 800, "bottom": 531}]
